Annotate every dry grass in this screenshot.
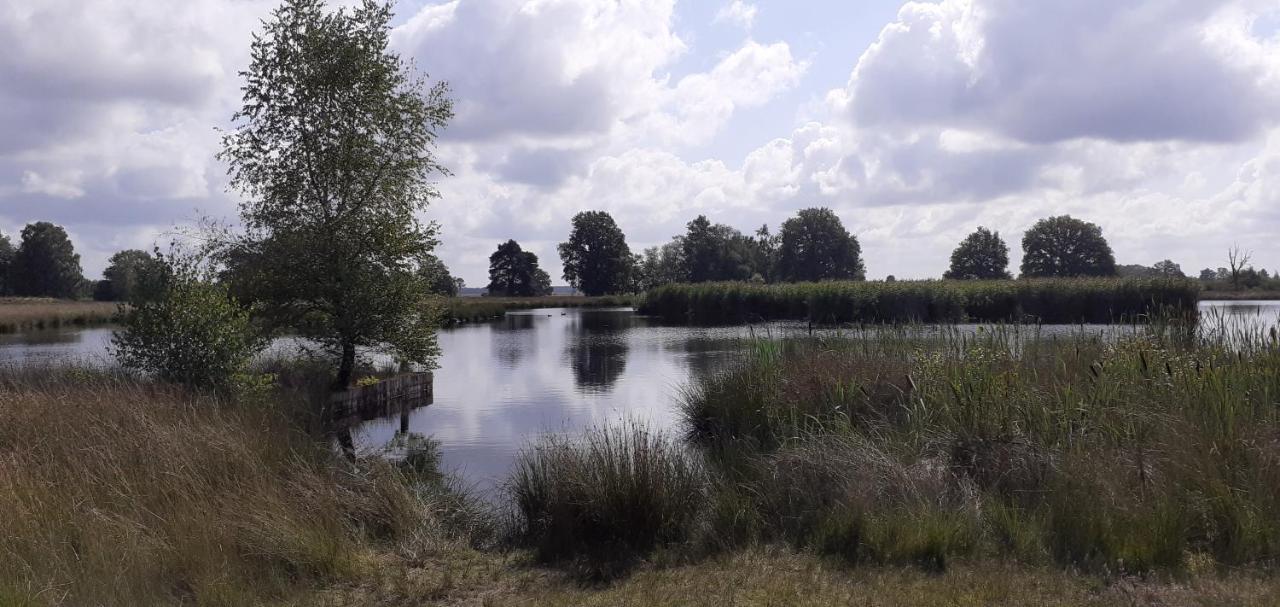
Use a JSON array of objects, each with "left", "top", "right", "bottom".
[
  {"left": 305, "top": 548, "right": 1280, "bottom": 607},
  {"left": 0, "top": 298, "right": 119, "bottom": 333},
  {"left": 0, "top": 366, "right": 462, "bottom": 607}
]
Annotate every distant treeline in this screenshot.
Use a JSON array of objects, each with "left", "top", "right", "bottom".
[
  {"left": 486, "top": 210, "right": 1275, "bottom": 299},
  {"left": 638, "top": 278, "right": 1201, "bottom": 325}
]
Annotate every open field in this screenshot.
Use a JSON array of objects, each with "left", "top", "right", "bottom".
[
  {"left": 0, "top": 298, "right": 119, "bottom": 333},
  {"left": 638, "top": 278, "right": 1201, "bottom": 324}
]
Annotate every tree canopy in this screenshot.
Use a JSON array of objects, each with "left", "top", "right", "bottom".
[
  {"left": 0, "top": 232, "right": 13, "bottom": 295},
  {"left": 775, "top": 208, "right": 864, "bottom": 282},
  {"left": 218, "top": 0, "right": 451, "bottom": 387},
  {"left": 9, "top": 222, "right": 85, "bottom": 299},
  {"left": 99, "top": 249, "right": 162, "bottom": 302},
  {"left": 419, "top": 253, "right": 462, "bottom": 297},
  {"left": 1020, "top": 216, "right": 1117, "bottom": 278},
  {"left": 487, "top": 240, "right": 552, "bottom": 297},
  {"left": 680, "top": 216, "right": 760, "bottom": 283},
  {"left": 944, "top": 227, "right": 1011, "bottom": 280},
  {"left": 636, "top": 241, "right": 685, "bottom": 291},
  {"left": 558, "top": 211, "right": 634, "bottom": 296}
]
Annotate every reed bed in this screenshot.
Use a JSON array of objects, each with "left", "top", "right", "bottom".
[
  {"left": 638, "top": 278, "right": 1200, "bottom": 325},
  {"left": 673, "top": 315, "right": 1280, "bottom": 573},
  {"left": 0, "top": 298, "right": 120, "bottom": 333}
]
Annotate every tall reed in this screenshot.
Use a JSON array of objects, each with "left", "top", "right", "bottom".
[
  {"left": 680, "top": 314, "right": 1280, "bottom": 572},
  {"left": 639, "top": 278, "right": 1200, "bottom": 325}
]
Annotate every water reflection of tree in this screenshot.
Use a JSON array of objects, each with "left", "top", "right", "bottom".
[
  {"left": 567, "top": 335, "right": 628, "bottom": 393},
  {"left": 492, "top": 314, "right": 537, "bottom": 369},
  {"left": 565, "top": 311, "right": 634, "bottom": 394}
]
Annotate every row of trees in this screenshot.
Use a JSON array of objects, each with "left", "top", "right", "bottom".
[
  {"left": 485, "top": 207, "right": 866, "bottom": 296},
  {"left": 482, "top": 212, "right": 1212, "bottom": 297},
  {"left": 0, "top": 223, "right": 162, "bottom": 300}
]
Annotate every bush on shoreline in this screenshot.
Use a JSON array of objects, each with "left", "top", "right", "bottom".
[{"left": 638, "top": 278, "right": 1200, "bottom": 325}]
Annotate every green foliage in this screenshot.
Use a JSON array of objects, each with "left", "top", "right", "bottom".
[
  {"left": 776, "top": 207, "right": 865, "bottom": 282},
  {"left": 0, "top": 231, "right": 12, "bottom": 295},
  {"left": 558, "top": 211, "right": 635, "bottom": 296},
  {"left": 510, "top": 424, "right": 706, "bottom": 575},
  {"left": 111, "top": 251, "right": 266, "bottom": 393},
  {"left": 9, "top": 222, "right": 85, "bottom": 299},
  {"left": 639, "top": 278, "right": 1200, "bottom": 325},
  {"left": 1020, "top": 215, "right": 1117, "bottom": 278},
  {"left": 97, "top": 249, "right": 162, "bottom": 302},
  {"left": 486, "top": 240, "right": 552, "bottom": 296},
  {"left": 419, "top": 253, "right": 461, "bottom": 297},
  {"left": 944, "top": 226, "right": 1011, "bottom": 280},
  {"left": 219, "top": 0, "right": 451, "bottom": 388},
  {"left": 681, "top": 216, "right": 761, "bottom": 283},
  {"left": 636, "top": 241, "right": 686, "bottom": 291}
]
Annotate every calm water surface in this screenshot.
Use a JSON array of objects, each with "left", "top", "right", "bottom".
[{"left": 3, "top": 300, "right": 1277, "bottom": 494}]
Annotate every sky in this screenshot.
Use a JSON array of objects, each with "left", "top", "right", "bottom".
[{"left": 2, "top": 0, "right": 1279, "bottom": 286}]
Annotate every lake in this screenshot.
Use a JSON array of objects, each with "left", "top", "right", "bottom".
[{"left": 3, "top": 300, "right": 1277, "bottom": 496}]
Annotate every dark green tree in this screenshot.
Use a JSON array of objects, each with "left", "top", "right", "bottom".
[
  {"left": 10, "top": 222, "right": 85, "bottom": 298},
  {"left": 775, "top": 208, "right": 865, "bottom": 282},
  {"left": 419, "top": 253, "right": 461, "bottom": 297},
  {"left": 218, "top": 0, "right": 452, "bottom": 388},
  {"left": 1151, "top": 259, "right": 1185, "bottom": 278},
  {"left": 558, "top": 211, "right": 635, "bottom": 296},
  {"left": 636, "top": 241, "right": 685, "bottom": 290},
  {"left": 0, "top": 231, "right": 13, "bottom": 295},
  {"left": 99, "top": 249, "right": 162, "bottom": 302},
  {"left": 944, "top": 227, "right": 1011, "bottom": 280},
  {"left": 487, "top": 240, "right": 552, "bottom": 297},
  {"left": 680, "top": 216, "right": 757, "bottom": 283},
  {"left": 1019, "top": 216, "right": 1116, "bottom": 278}
]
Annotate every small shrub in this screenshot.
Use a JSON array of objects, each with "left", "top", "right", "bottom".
[{"left": 112, "top": 250, "right": 265, "bottom": 393}]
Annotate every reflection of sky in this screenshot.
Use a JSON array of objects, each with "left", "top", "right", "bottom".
[
  {"left": 352, "top": 308, "right": 761, "bottom": 496},
  {"left": 4, "top": 301, "right": 1280, "bottom": 495}
]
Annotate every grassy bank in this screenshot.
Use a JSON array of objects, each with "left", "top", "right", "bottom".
[
  {"left": 0, "top": 295, "right": 636, "bottom": 334},
  {"left": 0, "top": 298, "right": 119, "bottom": 333},
  {"left": 0, "top": 366, "right": 481, "bottom": 606},
  {"left": 439, "top": 295, "right": 635, "bottom": 325},
  {"left": 637, "top": 278, "right": 1200, "bottom": 324}
]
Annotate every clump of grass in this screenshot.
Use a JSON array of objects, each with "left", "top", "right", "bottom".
[
  {"left": 508, "top": 423, "right": 706, "bottom": 577},
  {"left": 0, "top": 365, "right": 470, "bottom": 606},
  {"left": 639, "top": 278, "right": 1200, "bottom": 325}
]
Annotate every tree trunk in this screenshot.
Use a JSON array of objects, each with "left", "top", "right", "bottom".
[{"left": 334, "top": 340, "right": 356, "bottom": 391}]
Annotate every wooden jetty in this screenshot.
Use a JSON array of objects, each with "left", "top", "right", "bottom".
[{"left": 328, "top": 371, "right": 433, "bottom": 428}]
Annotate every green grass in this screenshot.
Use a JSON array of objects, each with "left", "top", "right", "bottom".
[
  {"left": 638, "top": 278, "right": 1200, "bottom": 324},
  {"left": 677, "top": 316, "right": 1280, "bottom": 573}
]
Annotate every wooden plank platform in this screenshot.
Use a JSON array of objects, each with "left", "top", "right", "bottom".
[{"left": 328, "top": 371, "right": 433, "bottom": 427}]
